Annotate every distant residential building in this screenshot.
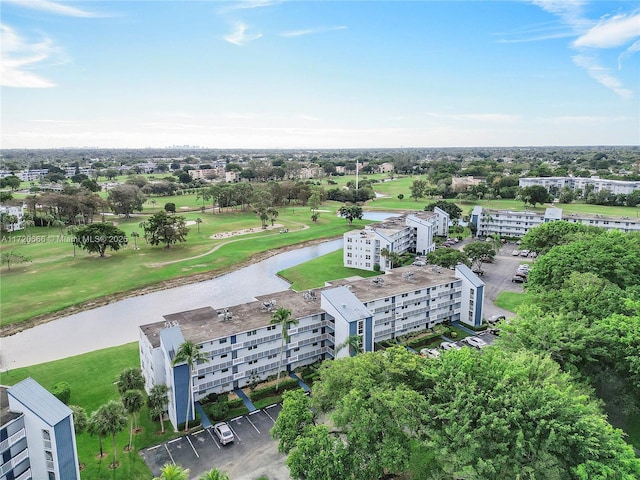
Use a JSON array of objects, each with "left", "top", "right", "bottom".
[
  {"left": 470, "top": 205, "right": 640, "bottom": 238},
  {"left": 1, "top": 378, "right": 81, "bottom": 480},
  {"left": 139, "top": 264, "right": 484, "bottom": 430},
  {"left": 15, "top": 170, "right": 48, "bottom": 182},
  {"left": 519, "top": 177, "right": 640, "bottom": 195},
  {"left": 0, "top": 205, "right": 25, "bottom": 232},
  {"left": 451, "top": 176, "right": 484, "bottom": 193},
  {"left": 343, "top": 209, "right": 449, "bottom": 272},
  {"left": 378, "top": 162, "right": 394, "bottom": 173},
  {"left": 225, "top": 171, "right": 240, "bottom": 183}
]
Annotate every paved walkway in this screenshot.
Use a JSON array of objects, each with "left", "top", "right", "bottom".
[
  {"left": 194, "top": 401, "right": 212, "bottom": 428},
  {"left": 451, "top": 321, "right": 476, "bottom": 336},
  {"left": 289, "top": 372, "right": 311, "bottom": 392},
  {"left": 234, "top": 388, "right": 257, "bottom": 412}
]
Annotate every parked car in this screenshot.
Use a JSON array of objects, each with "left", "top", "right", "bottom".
[
  {"left": 512, "top": 250, "right": 520, "bottom": 256},
  {"left": 420, "top": 348, "right": 440, "bottom": 358},
  {"left": 472, "top": 269, "right": 485, "bottom": 276},
  {"left": 440, "top": 341, "right": 461, "bottom": 351},
  {"left": 511, "top": 275, "right": 526, "bottom": 283},
  {"left": 213, "top": 422, "right": 235, "bottom": 445},
  {"left": 413, "top": 260, "right": 427, "bottom": 266},
  {"left": 464, "top": 336, "right": 488, "bottom": 349},
  {"left": 488, "top": 314, "right": 505, "bottom": 325},
  {"left": 514, "top": 271, "right": 528, "bottom": 279},
  {"left": 520, "top": 250, "right": 530, "bottom": 257}
]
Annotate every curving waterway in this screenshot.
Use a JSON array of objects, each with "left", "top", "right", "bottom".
[{"left": 1, "top": 239, "right": 343, "bottom": 371}]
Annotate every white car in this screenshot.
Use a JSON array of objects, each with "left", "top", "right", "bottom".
[
  {"left": 465, "top": 336, "right": 488, "bottom": 349},
  {"left": 512, "top": 250, "right": 520, "bottom": 256},
  {"left": 213, "top": 422, "right": 235, "bottom": 445},
  {"left": 440, "top": 341, "right": 461, "bottom": 351},
  {"left": 420, "top": 348, "right": 440, "bottom": 358}
]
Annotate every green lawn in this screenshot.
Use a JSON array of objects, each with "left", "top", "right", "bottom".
[
  {"left": 277, "top": 249, "right": 380, "bottom": 291},
  {"left": 0, "top": 343, "right": 175, "bottom": 480},
  {"left": 494, "top": 291, "right": 530, "bottom": 314}
]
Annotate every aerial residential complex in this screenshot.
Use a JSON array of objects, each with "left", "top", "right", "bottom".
[
  {"left": 0, "top": 378, "right": 80, "bottom": 480},
  {"left": 519, "top": 176, "right": 640, "bottom": 195},
  {"left": 343, "top": 209, "right": 450, "bottom": 272},
  {"left": 139, "top": 264, "right": 484, "bottom": 430},
  {"left": 470, "top": 205, "right": 640, "bottom": 238}
]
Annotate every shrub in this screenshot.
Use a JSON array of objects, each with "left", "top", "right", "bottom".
[{"left": 51, "top": 381, "right": 71, "bottom": 404}]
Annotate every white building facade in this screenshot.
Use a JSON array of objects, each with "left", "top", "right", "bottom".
[
  {"left": 343, "top": 209, "right": 450, "bottom": 272},
  {"left": 519, "top": 177, "right": 640, "bottom": 195},
  {"left": 139, "top": 265, "right": 484, "bottom": 430},
  {"left": 0, "top": 205, "right": 25, "bottom": 232}
]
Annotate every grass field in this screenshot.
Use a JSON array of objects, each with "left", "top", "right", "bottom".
[
  {"left": 278, "top": 249, "right": 380, "bottom": 291},
  {"left": 0, "top": 343, "right": 171, "bottom": 479},
  {"left": 494, "top": 291, "right": 530, "bottom": 313}
]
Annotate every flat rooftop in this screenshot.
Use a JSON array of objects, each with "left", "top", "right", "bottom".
[{"left": 140, "top": 265, "right": 459, "bottom": 347}]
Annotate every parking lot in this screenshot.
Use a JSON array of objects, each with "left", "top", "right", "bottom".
[{"left": 140, "top": 403, "right": 290, "bottom": 480}]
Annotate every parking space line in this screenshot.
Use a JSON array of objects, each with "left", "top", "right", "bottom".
[
  {"left": 246, "top": 415, "right": 260, "bottom": 433},
  {"left": 146, "top": 444, "right": 162, "bottom": 451},
  {"left": 168, "top": 438, "right": 182, "bottom": 445},
  {"left": 192, "top": 429, "right": 204, "bottom": 436},
  {"left": 186, "top": 435, "right": 199, "bottom": 458},
  {"left": 206, "top": 427, "right": 221, "bottom": 449},
  {"left": 263, "top": 408, "right": 276, "bottom": 423},
  {"left": 164, "top": 443, "right": 176, "bottom": 465},
  {"left": 227, "top": 422, "right": 242, "bottom": 442}
]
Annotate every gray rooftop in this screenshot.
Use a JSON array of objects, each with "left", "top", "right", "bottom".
[
  {"left": 140, "top": 265, "right": 459, "bottom": 347},
  {"left": 321, "top": 286, "right": 373, "bottom": 322},
  {"left": 7, "top": 377, "right": 72, "bottom": 426},
  {"left": 455, "top": 264, "right": 485, "bottom": 289}
]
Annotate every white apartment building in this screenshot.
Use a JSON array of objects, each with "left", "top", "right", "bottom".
[
  {"left": 139, "top": 264, "right": 484, "bottom": 430},
  {"left": 470, "top": 205, "right": 640, "bottom": 238},
  {"left": 519, "top": 177, "right": 640, "bottom": 195},
  {"left": 0, "top": 205, "right": 25, "bottom": 232},
  {"left": 343, "top": 209, "right": 450, "bottom": 272},
  {"left": 1, "top": 378, "right": 80, "bottom": 480}
]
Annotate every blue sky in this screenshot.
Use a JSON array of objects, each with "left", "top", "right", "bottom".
[{"left": 1, "top": 0, "right": 639, "bottom": 149}]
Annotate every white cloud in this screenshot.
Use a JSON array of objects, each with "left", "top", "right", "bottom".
[
  {"left": 224, "top": 22, "right": 262, "bottom": 46},
  {"left": 573, "top": 13, "right": 640, "bottom": 48},
  {"left": 425, "top": 112, "right": 522, "bottom": 123},
  {"left": 0, "top": 24, "right": 57, "bottom": 88},
  {"left": 219, "top": 0, "right": 281, "bottom": 12},
  {"left": 281, "top": 25, "right": 347, "bottom": 38},
  {"left": 572, "top": 53, "right": 633, "bottom": 98},
  {"left": 3, "top": 0, "right": 98, "bottom": 17}
]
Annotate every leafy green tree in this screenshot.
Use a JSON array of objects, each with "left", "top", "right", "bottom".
[
  {"left": 518, "top": 185, "right": 550, "bottom": 206},
  {"left": 171, "top": 340, "right": 208, "bottom": 431},
  {"left": 122, "top": 389, "right": 145, "bottom": 449},
  {"left": 267, "top": 207, "right": 279, "bottom": 226},
  {"left": 142, "top": 211, "right": 189, "bottom": 248},
  {"left": 51, "top": 381, "right": 71, "bottom": 404},
  {"left": 164, "top": 202, "right": 176, "bottom": 213},
  {"left": 107, "top": 184, "right": 145, "bottom": 218},
  {"left": 426, "top": 248, "right": 469, "bottom": 269},
  {"left": 198, "top": 469, "right": 230, "bottom": 480},
  {"left": 93, "top": 400, "right": 128, "bottom": 467},
  {"left": 1, "top": 251, "right": 31, "bottom": 271},
  {"left": 117, "top": 367, "right": 145, "bottom": 395},
  {"left": 271, "top": 389, "right": 315, "bottom": 453},
  {"left": 424, "top": 200, "right": 462, "bottom": 221},
  {"left": 409, "top": 179, "right": 428, "bottom": 201},
  {"left": 148, "top": 384, "right": 169, "bottom": 433},
  {"left": 69, "top": 405, "right": 88, "bottom": 434},
  {"left": 337, "top": 334, "right": 363, "bottom": 356},
  {"left": 153, "top": 464, "right": 190, "bottom": 480},
  {"left": 338, "top": 205, "right": 363, "bottom": 225},
  {"left": 73, "top": 223, "right": 127, "bottom": 257},
  {"left": 463, "top": 241, "right": 496, "bottom": 270},
  {"left": 0, "top": 175, "right": 21, "bottom": 190},
  {"left": 287, "top": 425, "right": 352, "bottom": 480},
  {"left": 520, "top": 220, "right": 602, "bottom": 256},
  {"left": 270, "top": 307, "right": 299, "bottom": 391}
]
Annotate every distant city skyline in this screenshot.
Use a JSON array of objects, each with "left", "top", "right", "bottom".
[{"left": 1, "top": 0, "right": 639, "bottom": 149}]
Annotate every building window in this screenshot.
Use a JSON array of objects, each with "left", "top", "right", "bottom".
[
  {"left": 357, "top": 320, "right": 364, "bottom": 335},
  {"left": 247, "top": 330, "right": 257, "bottom": 337},
  {"left": 248, "top": 360, "right": 257, "bottom": 365},
  {"left": 221, "top": 354, "right": 228, "bottom": 358},
  {"left": 222, "top": 368, "right": 229, "bottom": 373},
  {"left": 219, "top": 338, "right": 227, "bottom": 344},
  {"left": 267, "top": 325, "right": 276, "bottom": 331},
  {"left": 248, "top": 345, "right": 257, "bottom": 351}
]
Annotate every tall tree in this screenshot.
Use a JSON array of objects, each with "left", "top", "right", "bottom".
[
  {"left": 338, "top": 205, "right": 363, "bottom": 225},
  {"left": 1, "top": 251, "right": 31, "bottom": 271},
  {"left": 270, "top": 307, "right": 299, "bottom": 391},
  {"left": 107, "top": 184, "right": 145, "bottom": 218},
  {"left": 122, "top": 389, "right": 145, "bottom": 450},
  {"left": 426, "top": 248, "right": 469, "bottom": 269},
  {"left": 88, "top": 409, "right": 109, "bottom": 458},
  {"left": 409, "top": 179, "right": 428, "bottom": 201},
  {"left": 424, "top": 200, "right": 462, "bottom": 221},
  {"left": 271, "top": 389, "right": 315, "bottom": 454},
  {"left": 142, "top": 211, "right": 189, "bottom": 248},
  {"left": 463, "top": 241, "right": 496, "bottom": 271},
  {"left": 73, "top": 223, "right": 127, "bottom": 257},
  {"left": 91, "top": 401, "right": 127, "bottom": 465},
  {"left": 171, "top": 340, "right": 208, "bottom": 432},
  {"left": 148, "top": 384, "right": 169, "bottom": 433},
  {"left": 117, "top": 367, "right": 145, "bottom": 395},
  {"left": 69, "top": 405, "right": 88, "bottom": 434}
]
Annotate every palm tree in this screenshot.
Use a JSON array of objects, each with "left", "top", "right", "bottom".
[
  {"left": 270, "top": 307, "right": 299, "bottom": 391},
  {"left": 195, "top": 218, "right": 202, "bottom": 233},
  {"left": 148, "top": 384, "right": 169, "bottom": 433},
  {"left": 88, "top": 409, "right": 110, "bottom": 458},
  {"left": 171, "top": 340, "right": 208, "bottom": 432},
  {"left": 337, "top": 334, "right": 363, "bottom": 356},
  {"left": 117, "top": 367, "right": 145, "bottom": 395},
  {"left": 92, "top": 401, "right": 127, "bottom": 466},
  {"left": 122, "top": 390, "right": 144, "bottom": 450},
  {"left": 267, "top": 207, "right": 279, "bottom": 226},
  {"left": 153, "top": 463, "right": 190, "bottom": 480},
  {"left": 131, "top": 231, "right": 140, "bottom": 249},
  {"left": 199, "top": 468, "right": 230, "bottom": 480}
]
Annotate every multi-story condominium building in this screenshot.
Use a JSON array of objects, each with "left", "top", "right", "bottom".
[
  {"left": 519, "top": 177, "right": 640, "bottom": 195},
  {"left": 343, "top": 210, "right": 450, "bottom": 272},
  {"left": 15, "top": 170, "right": 49, "bottom": 182},
  {"left": 1, "top": 378, "right": 80, "bottom": 480},
  {"left": 470, "top": 205, "right": 640, "bottom": 238},
  {"left": 451, "top": 176, "right": 484, "bottom": 193},
  {"left": 0, "top": 205, "right": 25, "bottom": 232},
  {"left": 139, "top": 264, "right": 484, "bottom": 430}
]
